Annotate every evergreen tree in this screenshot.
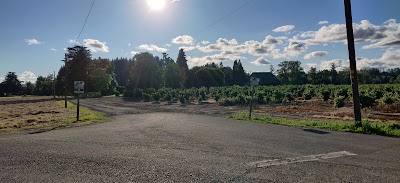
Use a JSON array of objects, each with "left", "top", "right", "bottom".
[
  {"left": 1, "top": 72, "right": 22, "bottom": 95},
  {"left": 232, "top": 60, "right": 247, "bottom": 86},
  {"left": 307, "top": 67, "right": 317, "bottom": 85},
  {"left": 176, "top": 49, "right": 189, "bottom": 76},
  {"left": 330, "top": 63, "right": 338, "bottom": 84}
]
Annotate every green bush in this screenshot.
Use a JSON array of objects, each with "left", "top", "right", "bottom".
[
  {"left": 285, "top": 92, "right": 294, "bottom": 102},
  {"left": 381, "top": 95, "right": 396, "bottom": 105},
  {"left": 87, "top": 92, "right": 102, "bottom": 98},
  {"left": 334, "top": 96, "right": 346, "bottom": 108},
  {"left": 164, "top": 93, "right": 172, "bottom": 101},
  {"left": 214, "top": 95, "right": 221, "bottom": 102},
  {"left": 179, "top": 95, "right": 185, "bottom": 104},
  {"left": 360, "top": 93, "right": 375, "bottom": 108},
  {"left": 303, "top": 92, "right": 312, "bottom": 100},
  {"left": 273, "top": 91, "right": 285, "bottom": 103},
  {"left": 335, "top": 88, "right": 348, "bottom": 99},
  {"left": 142, "top": 93, "right": 151, "bottom": 102},
  {"left": 152, "top": 92, "right": 161, "bottom": 101},
  {"left": 116, "top": 86, "right": 126, "bottom": 95},
  {"left": 321, "top": 90, "right": 330, "bottom": 101},
  {"left": 218, "top": 97, "right": 237, "bottom": 106}
]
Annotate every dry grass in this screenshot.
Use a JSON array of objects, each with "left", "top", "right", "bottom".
[{"left": 0, "top": 96, "right": 106, "bottom": 133}]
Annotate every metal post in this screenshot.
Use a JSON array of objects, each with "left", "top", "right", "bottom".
[
  {"left": 64, "top": 54, "right": 68, "bottom": 108},
  {"left": 344, "top": 0, "right": 362, "bottom": 125},
  {"left": 77, "top": 94, "right": 80, "bottom": 121},
  {"left": 249, "top": 85, "right": 254, "bottom": 118},
  {"left": 53, "top": 71, "right": 56, "bottom": 98}
]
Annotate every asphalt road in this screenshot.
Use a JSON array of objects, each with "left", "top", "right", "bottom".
[{"left": 1, "top": 113, "right": 400, "bottom": 182}]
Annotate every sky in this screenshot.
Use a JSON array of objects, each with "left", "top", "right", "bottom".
[{"left": 1, "top": 0, "right": 400, "bottom": 83}]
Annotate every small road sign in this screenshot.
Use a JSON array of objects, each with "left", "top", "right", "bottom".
[
  {"left": 250, "top": 77, "right": 260, "bottom": 86},
  {"left": 74, "top": 81, "right": 85, "bottom": 94}
]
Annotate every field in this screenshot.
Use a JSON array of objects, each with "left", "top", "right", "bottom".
[
  {"left": 0, "top": 96, "right": 106, "bottom": 133},
  {"left": 1, "top": 84, "right": 399, "bottom": 135},
  {"left": 121, "top": 84, "right": 400, "bottom": 123}
]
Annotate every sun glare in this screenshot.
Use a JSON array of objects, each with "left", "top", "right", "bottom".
[{"left": 146, "top": 0, "right": 166, "bottom": 11}]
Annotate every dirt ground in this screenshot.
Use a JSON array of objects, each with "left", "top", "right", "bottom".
[
  {"left": 0, "top": 96, "right": 74, "bottom": 131},
  {"left": 78, "top": 96, "right": 400, "bottom": 124},
  {"left": 1, "top": 96, "right": 398, "bottom": 133}
]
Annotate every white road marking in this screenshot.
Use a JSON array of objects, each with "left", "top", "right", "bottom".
[{"left": 248, "top": 151, "right": 357, "bottom": 168}]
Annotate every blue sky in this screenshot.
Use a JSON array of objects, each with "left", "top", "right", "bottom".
[{"left": 1, "top": 0, "right": 400, "bottom": 83}]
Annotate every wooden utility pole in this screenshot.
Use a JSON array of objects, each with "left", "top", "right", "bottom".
[{"left": 344, "top": 0, "right": 362, "bottom": 125}]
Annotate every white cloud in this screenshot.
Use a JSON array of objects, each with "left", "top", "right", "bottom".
[
  {"left": 19, "top": 71, "right": 37, "bottom": 83},
  {"left": 318, "top": 20, "right": 329, "bottom": 25},
  {"left": 138, "top": 44, "right": 168, "bottom": 52},
  {"left": 303, "top": 51, "right": 328, "bottom": 59},
  {"left": 201, "top": 41, "right": 210, "bottom": 45},
  {"left": 306, "top": 63, "right": 318, "bottom": 68},
  {"left": 172, "top": 0, "right": 180, "bottom": 3},
  {"left": 179, "top": 46, "right": 196, "bottom": 52},
  {"left": 128, "top": 43, "right": 131, "bottom": 47},
  {"left": 320, "top": 59, "right": 349, "bottom": 71},
  {"left": 69, "top": 39, "right": 79, "bottom": 44},
  {"left": 357, "top": 49, "right": 400, "bottom": 69},
  {"left": 25, "top": 39, "right": 41, "bottom": 45},
  {"left": 362, "top": 19, "right": 400, "bottom": 49},
  {"left": 50, "top": 48, "right": 58, "bottom": 52},
  {"left": 319, "top": 49, "right": 400, "bottom": 71},
  {"left": 300, "top": 31, "right": 316, "bottom": 38},
  {"left": 284, "top": 41, "right": 308, "bottom": 57},
  {"left": 130, "top": 51, "right": 138, "bottom": 56},
  {"left": 172, "top": 35, "right": 195, "bottom": 45},
  {"left": 0, "top": 77, "right": 4, "bottom": 82},
  {"left": 187, "top": 51, "right": 243, "bottom": 67},
  {"left": 273, "top": 25, "right": 295, "bottom": 32},
  {"left": 296, "top": 19, "right": 400, "bottom": 48},
  {"left": 83, "top": 39, "right": 109, "bottom": 53},
  {"left": 251, "top": 57, "right": 270, "bottom": 66},
  {"left": 164, "top": 43, "right": 172, "bottom": 47},
  {"left": 196, "top": 36, "right": 284, "bottom": 59}
]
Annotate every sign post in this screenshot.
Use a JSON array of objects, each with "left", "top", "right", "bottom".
[
  {"left": 74, "top": 81, "right": 85, "bottom": 121},
  {"left": 249, "top": 77, "right": 260, "bottom": 118}
]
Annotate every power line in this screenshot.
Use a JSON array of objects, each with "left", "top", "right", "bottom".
[
  {"left": 75, "top": 0, "right": 96, "bottom": 44},
  {"left": 196, "top": 0, "right": 256, "bottom": 35}
]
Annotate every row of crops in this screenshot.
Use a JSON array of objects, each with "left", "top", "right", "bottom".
[{"left": 123, "top": 84, "right": 400, "bottom": 109}]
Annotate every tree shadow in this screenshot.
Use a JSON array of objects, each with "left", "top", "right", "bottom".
[
  {"left": 0, "top": 98, "right": 59, "bottom": 105},
  {"left": 303, "top": 128, "right": 330, "bottom": 135}
]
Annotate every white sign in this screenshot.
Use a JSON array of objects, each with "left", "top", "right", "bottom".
[
  {"left": 250, "top": 77, "right": 260, "bottom": 86},
  {"left": 74, "top": 81, "right": 85, "bottom": 94}
]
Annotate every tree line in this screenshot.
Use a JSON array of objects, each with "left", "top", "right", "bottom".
[{"left": 1, "top": 45, "right": 400, "bottom": 96}]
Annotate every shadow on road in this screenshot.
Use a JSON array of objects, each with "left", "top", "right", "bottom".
[{"left": 303, "top": 129, "right": 330, "bottom": 135}]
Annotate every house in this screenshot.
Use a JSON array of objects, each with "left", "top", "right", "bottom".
[{"left": 250, "top": 72, "right": 280, "bottom": 86}]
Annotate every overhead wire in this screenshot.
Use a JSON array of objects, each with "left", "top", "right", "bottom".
[
  {"left": 195, "top": 0, "right": 256, "bottom": 35},
  {"left": 75, "top": 0, "right": 96, "bottom": 45}
]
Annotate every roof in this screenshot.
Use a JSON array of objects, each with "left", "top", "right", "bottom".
[{"left": 250, "top": 72, "right": 280, "bottom": 85}]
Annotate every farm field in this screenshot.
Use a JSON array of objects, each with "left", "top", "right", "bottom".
[{"left": 119, "top": 84, "right": 400, "bottom": 123}]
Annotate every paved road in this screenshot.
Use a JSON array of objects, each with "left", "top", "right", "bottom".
[{"left": 1, "top": 113, "right": 399, "bottom": 182}]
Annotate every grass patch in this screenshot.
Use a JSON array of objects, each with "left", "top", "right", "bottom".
[
  {"left": 227, "top": 112, "right": 400, "bottom": 137},
  {"left": 0, "top": 101, "right": 107, "bottom": 133},
  {"left": 61, "top": 101, "right": 107, "bottom": 123}
]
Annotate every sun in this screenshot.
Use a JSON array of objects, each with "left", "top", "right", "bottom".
[{"left": 146, "top": 0, "right": 167, "bottom": 11}]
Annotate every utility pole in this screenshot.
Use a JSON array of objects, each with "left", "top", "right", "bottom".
[{"left": 344, "top": 0, "right": 362, "bottom": 125}]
